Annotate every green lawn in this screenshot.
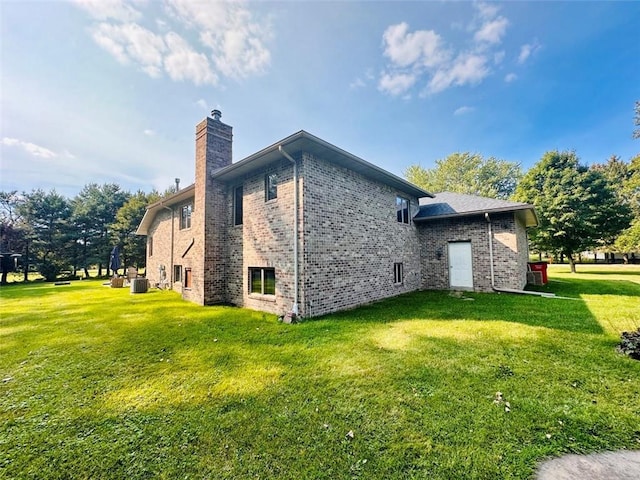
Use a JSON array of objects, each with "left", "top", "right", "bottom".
[{"left": 1, "top": 266, "right": 639, "bottom": 479}]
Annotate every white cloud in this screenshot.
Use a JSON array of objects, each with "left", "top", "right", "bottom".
[
  {"left": 454, "top": 106, "right": 474, "bottom": 116},
  {"left": 427, "top": 53, "right": 489, "bottom": 94},
  {"left": 143, "top": 129, "right": 155, "bottom": 136},
  {"left": 76, "top": 0, "right": 271, "bottom": 86},
  {"left": 379, "top": 4, "right": 509, "bottom": 97},
  {"left": 378, "top": 72, "right": 417, "bottom": 96},
  {"left": 474, "top": 16, "right": 508, "bottom": 45},
  {"left": 164, "top": 32, "right": 218, "bottom": 85},
  {"left": 475, "top": 2, "right": 500, "bottom": 21},
  {"left": 1, "top": 137, "right": 68, "bottom": 159},
  {"left": 505, "top": 73, "right": 517, "bottom": 83},
  {"left": 518, "top": 40, "right": 541, "bottom": 64},
  {"left": 93, "top": 22, "right": 166, "bottom": 75},
  {"left": 167, "top": 0, "right": 271, "bottom": 78},
  {"left": 382, "top": 23, "right": 449, "bottom": 69},
  {"left": 195, "top": 99, "right": 208, "bottom": 110},
  {"left": 73, "top": 0, "right": 141, "bottom": 22}
]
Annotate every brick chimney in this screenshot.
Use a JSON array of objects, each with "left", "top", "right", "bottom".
[
  {"left": 190, "top": 110, "right": 232, "bottom": 305},
  {"left": 195, "top": 109, "right": 232, "bottom": 172}
]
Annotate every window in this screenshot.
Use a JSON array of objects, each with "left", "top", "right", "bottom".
[
  {"left": 149, "top": 237, "right": 153, "bottom": 257},
  {"left": 180, "top": 204, "right": 192, "bottom": 229},
  {"left": 249, "top": 267, "right": 275, "bottom": 295},
  {"left": 174, "top": 265, "right": 182, "bottom": 283},
  {"left": 396, "top": 196, "right": 410, "bottom": 224},
  {"left": 234, "top": 185, "right": 243, "bottom": 225},
  {"left": 265, "top": 173, "right": 277, "bottom": 201},
  {"left": 184, "top": 268, "right": 192, "bottom": 289},
  {"left": 394, "top": 262, "right": 404, "bottom": 284}
]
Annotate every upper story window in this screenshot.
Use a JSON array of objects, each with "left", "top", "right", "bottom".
[
  {"left": 396, "top": 196, "right": 410, "bottom": 224},
  {"left": 180, "top": 204, "right": 192, "bottom": 229},
  {"left": 234, "top": 185, "right": 243, "bottom": 226},
  {"left": 265, "top": 173, "right": 278, "bottom": 201}
]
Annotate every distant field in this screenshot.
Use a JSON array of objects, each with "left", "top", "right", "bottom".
[{"left": 1, "top": 266, "right": 639, "bottom": 479}]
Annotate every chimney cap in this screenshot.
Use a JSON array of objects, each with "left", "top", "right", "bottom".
[{"left": 211, "top": 109, "right": 222, "bottom": 121}]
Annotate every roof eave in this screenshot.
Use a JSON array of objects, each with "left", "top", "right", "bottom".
[
  {"left": 135, "top": 185, "right": 196, "bottom": 236},
  {"left": 414, "top": 205, "right": 538, "bottom": 226},
  {"left": 212, "top": 131, "right": 434, "bottom": 199}
]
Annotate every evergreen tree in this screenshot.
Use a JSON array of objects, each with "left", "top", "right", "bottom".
[
  {"left": 111, "top": 190, "right": 159, "bottom": 270},
  {"left": 18, "top": 189, "right": 73, "bottom": 281}
]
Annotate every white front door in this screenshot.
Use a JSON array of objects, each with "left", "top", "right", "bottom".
[{"left": 448, "top": 242, "right": 473, "bottom": 289}]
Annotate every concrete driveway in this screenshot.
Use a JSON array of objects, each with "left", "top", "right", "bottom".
[{"left": 537, "top": 450, "right": 640, "bottom": 479}]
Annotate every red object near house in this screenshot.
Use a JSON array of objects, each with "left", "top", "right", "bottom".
[{"left": 528, "top": 262, "right": 548, "bottom": 284}]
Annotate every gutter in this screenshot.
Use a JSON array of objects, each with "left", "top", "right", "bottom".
[
  {"left": 278, "top": 145, "right": 300, "bottom": 316},
  {"left": 485, "top": 212, "right": 555, "bottom": 298},
  {"left": 162, "top": 205, "right": 174, "bottom": 285}
]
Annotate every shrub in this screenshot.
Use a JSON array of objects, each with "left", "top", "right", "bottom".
[{"left": 617, "top": 328, "right": 640, "bottom": 360}]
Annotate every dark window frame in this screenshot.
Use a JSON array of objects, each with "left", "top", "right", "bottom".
[
  {"left": 394, "top": 262, "right": 404, "bottom": 285},
  {"left": 234, "top": 185, "right": 243, "bottom": 226},
  {"left": 149, "top": 237, "right": 153, "bottom": 257},
  {"left": 249, "top": 267, "right": 276, "bottom": 295},
  {"left": 265, "top": 173, "right": 278, "bottom": 201},
  {"left": 174, "top": 264, "right": 182, "bottom": 283},
  {"left": 396, "top": 196, "right": 410, "bottom": 224}
]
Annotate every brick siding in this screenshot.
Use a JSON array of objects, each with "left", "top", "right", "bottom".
[
  {"left": 144, "top": 114, "right": 532, "bottom": 317},
  {"left": 418, "top": 212, "right": 527, "bottom": 292}
]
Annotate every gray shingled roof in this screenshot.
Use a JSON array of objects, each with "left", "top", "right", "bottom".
[{"left": 414, "top": 191, "right": 538, "bottom": 226}]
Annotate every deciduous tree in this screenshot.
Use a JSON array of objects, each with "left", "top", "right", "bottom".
[
  {"left": 405, "top": 153, "right": 521, "bottom": 199},
  {"left": 514, "top": 151, "right": 631, "bottom": 272}
]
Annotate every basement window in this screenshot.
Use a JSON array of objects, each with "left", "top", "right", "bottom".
[
  {"left": 249, "top": 267, "right": 275, "bottom": 295},
  {"left": 396, "top": 196, "right": 410, "bottom": 224},
  {"left": 394, "top": 262, "right": 404, "bottom": 285}
]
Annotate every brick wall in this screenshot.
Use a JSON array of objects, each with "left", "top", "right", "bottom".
[
  {"left": 145, "top": 198, "right": 197, "bottom": 292},
  {"left": 192, "top": 115, "right": 232, "bottom": 305},
  {"left": 301, "top": 153, "right": 422, "bottom": 317},
  {"left": 418, "top": 212, "right": 528, "bottom": 292},
  {"left": 226, "top": 159, "right": 300, "bottom": 316}
]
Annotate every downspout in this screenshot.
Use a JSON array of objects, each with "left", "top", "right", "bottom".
[
  {"left": 485, "top": 212, "right": 555, "bottom": 298},
  {"left": 278, "top": 146, "right": 300, "bottom": 315},
  {"left": 162, "top": 205, "right": 174, "bottom": 285}
]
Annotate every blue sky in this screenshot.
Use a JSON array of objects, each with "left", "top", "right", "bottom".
[{"left": 2, "top": 0, "right": 639, "bottom": 198}]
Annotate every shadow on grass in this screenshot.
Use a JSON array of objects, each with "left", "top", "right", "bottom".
[
  {"left": 318, "top": 288, "right": 603, "bottom": 334},
  {"left": 3, "top": 276, "right": 640, "bottom": 480},
  {"left": 530, "top": 277, "right": 640, "bottom": 297}
]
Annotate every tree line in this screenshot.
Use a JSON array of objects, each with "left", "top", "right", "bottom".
[
  {"left": 2, "top": 104, "right": 639, "bottom": 282},
  {"left": 406, "top": 151, "right": 639, "bottom": 273},
  {"left": 0, "top": 184, "right": 167, "bottom": 283}
]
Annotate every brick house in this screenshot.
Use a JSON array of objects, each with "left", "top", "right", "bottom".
[{"left": 136, "top": 111, "right": 537, "bottom": 318}]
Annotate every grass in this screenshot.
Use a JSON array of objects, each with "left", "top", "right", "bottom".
[{"left": 1, "top": 266, "right": 639, "bottom": 479}]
